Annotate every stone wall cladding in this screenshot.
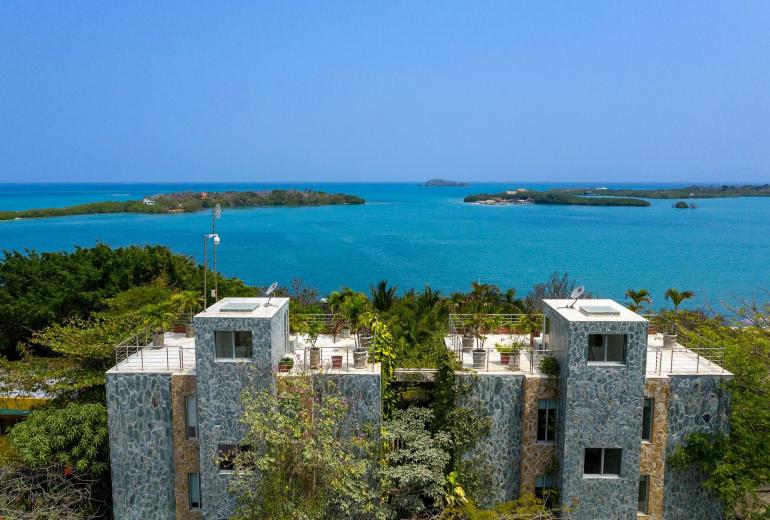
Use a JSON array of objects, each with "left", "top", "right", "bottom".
[
  {"left": 663, "top": 375, "right": 731, "bottom": 520},
  {"left": 519, "top": 376, "right": 557, "bottom": 496},
  {"left": 107, "top": 372, "right": 176, "bottom": 519},
  {"left": 172, "top": 374, "right": 203, "bottom": 520},
  {"left": 458, "top": 373, "right": 523, "bottom": 505},
  {"left": 639, "top": 377, "right": 670, "bottom": 520},
  {"left": 194, "top": 303, "right": 288, "bottom": 520},
  {"left": 314, "top": 373, "right": 381, "bottom": 436},
  {"left": 545, "top": 305, "right": 648, "bottom": 520}
]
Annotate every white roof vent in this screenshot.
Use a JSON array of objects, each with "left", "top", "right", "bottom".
[
  {"left": 578, "top": 304, "right": 621, "bottom": 316},
  {"left": 220, "top": 302, "right": 260, "bottom": 313}
]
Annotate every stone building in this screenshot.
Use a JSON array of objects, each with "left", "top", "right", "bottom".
[{"left": 105, "top": 297, "right": 730, "bottom": 519}]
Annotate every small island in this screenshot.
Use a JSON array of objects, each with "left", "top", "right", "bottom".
[
  {"left": 464, "top": 189, "right": 650, "bottom": 207},
  {"left": 424, "top": 179, "right": 469, "bottom": 187},
  {"left": 0, "top": 189, "right": 365, "bottom": 221},
  {"left": 568, "top": 184, "right": 770, "bottom": 199}
]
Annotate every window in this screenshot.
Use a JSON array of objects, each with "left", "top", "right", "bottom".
[
  {"left": 535, "top": 474, "right": 556, "bottom": 508},
  {"left": 587, "top": 334, "right": 627, "bottom": 364},
  {"left": 584, "top": 448, "right": 622, "bottom": 476},
  {"left": 537, "top": 399, "right": 557, "bottom": 443},
  {"left": 215, "top": 331, "right": 252, "bottom": 359},
  {"left": 638, "top": 475, "right": 650, "bottom": 514},
  {"left": 642, "top": 398, "right": 653, "bottom": 441},
  {"left": 216, "top": 444, "right": 238, "bottom": 472},
  {"left": 188, "top": 473, "right": 201, "bottom": 509},
  {"left": 185, "top": 395, "right": 198, "bottom": 439}
]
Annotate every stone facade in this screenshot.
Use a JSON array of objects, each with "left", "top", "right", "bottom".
[
  {"left": 663, "top": 375, "right": 731, "bottom": 520},
  {"left": 194, "top": 303, "right": 288, "bottom": 520},
  {"left": 639, "top": 377, "right": 670, "bottom": 520},
  {"left": 520, "top": 376, "right": 557, "bottom": 496},
  {"left": 459, "top": 373, "right": 524, "bottom": 505},
  {"left": 107, "top": 372, "right": 176, "bottom": 519},
  {"left": 315, "top": 373, "right": 381, "bottom": 435},
  {"left": 545, "top": 304, "right": 648, "bottom": 520},
  {"left": 172, "top": 374, "right": 203, "bottom": 520}
]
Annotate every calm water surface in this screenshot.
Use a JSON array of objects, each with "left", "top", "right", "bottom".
[{"left": 1, "top": 182, "right": 768, "bottom": 309}]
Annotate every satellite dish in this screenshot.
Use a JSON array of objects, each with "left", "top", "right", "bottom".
[
  {"left": 567, "top": 285, "right": 585, "bottom": 308},
  {"left": 264, "top": 282, "right": 279, "bottom": 306},
  {"left": 213, "top": 203, "right": 222, "bottom": 219}
]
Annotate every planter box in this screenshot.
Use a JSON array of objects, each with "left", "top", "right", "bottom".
[
  {"left": 152, "top": 332, "right": 165, "bottom": 347},
  {"left": 510, "top": 352, "right": 521, "bottom": 371},
  {"left": 472, "top": 350, "right": 486, "bottom": 369},
  {"left": 278, "top": 363, "right": 293, "bottom": 373},
  {"left": 339, "top": 328, "right": 351, "bottom": 338},
  {"left": 359, "top": 335, "right": 372, "bottom": 349},
  {"left": 353, "top": 349, "right": 368, "bottom": 369},
  {"left": 309, "top": 349, "right": 321, "bottom": 369},
  {"left": 331, "top": 355, "right": 343, "bottom": 369},
  {"left": 499, "top": 353, "right": 511, "bottom": 365},
  {"left": 462, "top": 335, "right": 475, "bottom": 353},
  {"left": 185, "top": 323, "right": 195, "bottom": 338},
  {"left": 663, "top": 333, "right": 677, "bottom": 349}
]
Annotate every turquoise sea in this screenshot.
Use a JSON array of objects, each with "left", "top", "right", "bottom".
[{"left": 1, "top": 182, "right": 769, "bottom": 310}]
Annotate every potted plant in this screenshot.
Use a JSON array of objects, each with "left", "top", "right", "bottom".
[
  {"left": 472, "top": 315, "right": 501, "bottom": 369},
  {"left": 140, "top": 302, "right": 176, "bottom": 347},
  {"left": 495, "top": 338, "right": 525, "bottom": 369},
  {"left": 462, "top": 316, "right": 475, "bottom": 353},
  {"left": 172, "top": 290, "right": 203, "bottom": 338},
  {"left": 520, "top": 314, "right": 542, "bottom": 347},
  {"left": 354, "top": 311, "right": 377, "bottom": 369},
  {"left": 663, "top": 288, "right": 694, "bottom": 348},
  {"left": 278, "top": 355, "right": 294, "bottom": 373},
  {"left": 305, "top": 320, "right": 324, "bottom": 369},
  {"left": 331, "top": 354, "right": 343, "bottom": 369}
]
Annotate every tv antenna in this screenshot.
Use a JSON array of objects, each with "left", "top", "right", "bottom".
[
  {"left": 264, "top": 282, "right": 278, "bottom": 307},
  {"left": 566, "top": 286, "right": 585, "bottom": 308}
]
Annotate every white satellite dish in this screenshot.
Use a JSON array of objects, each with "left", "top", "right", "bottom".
[
  {"left": 264, "top": 282, "right": 279, "bottom": 306},
  {"left": 567, "top": 286, "right": 585, "bottom": 308}
]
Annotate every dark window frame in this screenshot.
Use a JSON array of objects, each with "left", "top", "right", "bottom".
[
  {"left": 536, "top": 399, "right": 557, "bottom": 443},
  {"left": 185, "top": 395, "right": 198, "bottom": 439},
  {"left": 216, "top": 444, "right": 238, "bottom": 472},
  {"left": 535, "top": 474, "right": 556, "bottom": 508},
  {"left": 642, "top": 397, "right": 654, "bottom": 442},
  {"left": 587, "top": 334, "right": 628, "bottom": 364},
  {"left": 188, "top": 472, "right": 202, "bottom": 510},
  {"left": 638, "top": 475, "right": 650, "bottom": 514},
  {"left": 583, "top": 448, "right": 622, "bottom": 476},
  {"left": 214, "top": 330, "right": 253, "bottom": 359}
]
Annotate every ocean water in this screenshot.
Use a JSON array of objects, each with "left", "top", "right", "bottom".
[{"left": 1, "top": 182, "right": 769, "bottom": 310}]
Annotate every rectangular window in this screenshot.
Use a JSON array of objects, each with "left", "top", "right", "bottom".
[
  {"left": 216, "top": 444, "right": 238, "bottom": 472},
  {"left": 185, "top": 395, "right": 198, "bottom": 439},
  {"left": 215, "top": 331, "right": 253, "bottom": 359},
  {"left": 536, "top": 399, "right": 557, "bottom": 443},
  {"left": 642, "top": 397, "right": 653, "bottom": 442},
  {"left": 587, "top": 334, "right": 627, "bottom": 364},
  {"left": 638, "top": 475, "right": 650, "bottom": 514},
  {"left": 584, "top": 448, "right": 622, "bottom": 476},
  {"left": 535, "top": 474, "right": 556, "bottom": 508},
  {"left": 188, "top": 473, "right": 201, "bottom": 509}
]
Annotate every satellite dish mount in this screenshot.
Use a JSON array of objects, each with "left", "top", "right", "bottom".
[
  {"left": 264, "top": 282, "right": 278, "bottom": 307},
  {"left": 566, "top": 286, "right": 586, "bottom": 308}
]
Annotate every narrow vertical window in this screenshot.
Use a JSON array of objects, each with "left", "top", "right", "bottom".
[
  {"left": 536, "top": 399, "right": 557, "bottom": 442},
  {"left": 188, "top": 473, "right": 201, "bottom": 509},
  {"left": 641, "top": 397, "right": 653, "bottom": 441},
  {"left": 185, "top": 395, "right": 198, "bottom": 439},
  {"left": 535, "top": 474, "right": 556, "bottom": 508},
  {"left": 638, "top": 475, "right": 650, "bottom": 514}
]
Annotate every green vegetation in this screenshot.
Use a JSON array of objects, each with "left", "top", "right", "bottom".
[
  {"left": 569, "top": 184, "right": 770, "bottom": 199},
  {"left": 464, "top": 190, "right": 650, "bottom": 207},
  {"left": 624, "top": 288, "right": 653, "bottom": 313},
  {"left": 0, "top": 189, "right": 365, "bottom": 221},
  {"left": 425, "top": 179, "right": 469, "bottom": 187}
]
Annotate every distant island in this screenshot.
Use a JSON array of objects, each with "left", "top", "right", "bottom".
[
  {"left": 569, "top": 184, "right": 770, "bottom": 199},
  {"left": 464, "top": 189, "right": 650, "bottom": 207},
  {"left": 0, "top": 190, "right": 365, "bottom": 221},
  {"left": 424, "top": 179, "right": 469, "bottom": 187}
]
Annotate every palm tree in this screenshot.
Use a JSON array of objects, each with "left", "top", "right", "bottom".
[
  {"left": 664, "top": 288, "right": 695, "bottom": 315},
  {"left": 370, "top": 280, "right": 397, "bottom": 312},
  {"left": 625, "top": 288, "right": 653, "bottom": 313}
]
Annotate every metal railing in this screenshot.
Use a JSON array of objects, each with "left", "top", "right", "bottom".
[
  {"left": 113, "top": 316, "right": 197, "bottom": 373},
  {"left": 290, "top": 341, "right": 377, "bottom": 373}
]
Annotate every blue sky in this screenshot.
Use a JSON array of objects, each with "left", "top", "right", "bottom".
[{"left": 1, "top": 1, "right": 769, "bottom": 183}]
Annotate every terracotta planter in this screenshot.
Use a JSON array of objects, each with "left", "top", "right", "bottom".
[
  {"left": 353, "top": 349, "right": 368, "bottom": 369},
  {"left": 278, "top": 363, "right": 292, "bottom": 373},
  {"left": 309, "top": 348, "right": 321, "bottom": 369},
  {"left": 472, "top": 350, "right": 486, "bottom": 369},
  {"left": 499, "top": 353, "right": 511, "bottom": 365},
  {"left": 331, "top": 355, "right": 343, "bottom": 369}
]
